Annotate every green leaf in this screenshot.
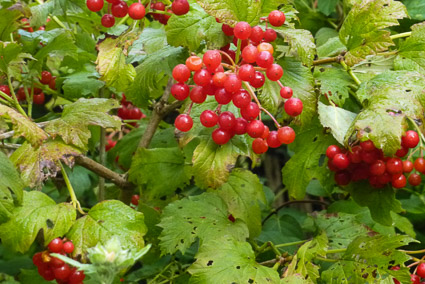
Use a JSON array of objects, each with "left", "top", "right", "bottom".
[
  {"left": 165, "top": 2, "right": 228, "bottom": 50},
  {"left": 0, "top": 104, "right": 48, "bottom": 147},
  {"left": 347, "top": 181, "right": 402, "bottom": 226},
  {"left": 188, "top": 238, "right": 280, "bottom": 283},
  {"left": 0, "top": 9, "right": 22, "bottom": 41},
  {"left": 394, "top": 22, "right": 425, "bottom": 73},
  {"left": 339, "top": 0, "right": 407, "bottom": 65},
  {"left": 0, "top": 191, "right": 76, "bottom": 253},
  {"left": 0, "top": 42, "right": 22, "bottom": 73},
  {"left": 276, "top": 27, "right": 316, "bottom": 67},
  {"left": 133, "top": 28, "right": 168, "bottom": 55},
  {"left": 216, "top": 169, "right": 266, "bottom": 237},
  {"left": 158, "top": 192, "right": 249, "bottom": 254},
  {"left": 66, "top": 200, "right": 147, "bottom": 261},
  {"left": 404, "top": 0, "right": 425, "bottom": 20},
  {"left": 10, "top": 141, "right": 81, "bottom": 188},
  {"left": 314, "top": 68, "right": 353, "bottom": 106},
  {"left": 96, "top": 37, "right": 137, "bottom": 93},
  {"left": 45, "top": 98, "right": 121, "bottom": 150},
  {"left": 280, "top": 275, "right": 309, "bottom": 284},
  {"left": 61, "top": 71, "right": 105, "bottom": 99},
  {"left": 126, "top": 46, "right": 188, "bottom": 108},
  {"left": 258, "top": 79, "right": 282, "bottom": 115},
  {"left": 317, "top": 103, "right": 357, "bottom": 145},
  {"left": 129, "top": 147, "right": 191, "bottom": 200},
  {"left": 0, "top": 152, "right": 24, "bottom": 224},
  {"left": 282, "top": 120, "right": 336, "bottom": 200},
  {"left": 318, "top": 0, "right": 339, "bottom": 16},
  {"left": 346, "top": 71, "right": 425, "bottom": 155}
]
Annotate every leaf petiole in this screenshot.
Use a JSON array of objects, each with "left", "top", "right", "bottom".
[{"left": 60, "top": 161, "right": 86, "bottom": 215}]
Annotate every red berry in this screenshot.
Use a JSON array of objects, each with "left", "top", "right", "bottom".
[
  {"left": 48, "top": 238, "right": 64, "bottom": 253},
  {"left": 129, "top": 108, "right": 145, "bottom": 120},
  {"left": 128, "top": 3, "right": 145, "bottom": 19},
  {"left": 249, "top": 26, "right": 264, "bottom": 42},
  {"left": 63, "top": 241, "right": 74, "bottom": 254},
  {"left": 264, "top": 29, "right": 277, "bottom": 42},
  {"left": 86, "top": 0, "right": 104, "bottom": 12},
  {"left": 246, "top": 120, "right": 265, "bottom": 138},
  {"left": 131, "top": 194, "right": 139, "bottom": 205},
  {"left": 106, "top": 140, "right": 117, "bottom": 152},
  {"left": 175, "top": 114, "right": 193, "bottom": 132},
  {"left": 186, "top": 56, "right": 203, "bottom": 71},
  {"left": 222, "top": 24, "right": 234, "bottom": 36},
  {"left": 414, "top": 157, "right": 425, "bottom": 173},
  {"left": 277, "top": 126, "right": 295, "bottom": 144},
  {"left": 32, "top": 252, "right": 43, "bottom": 266},
  {"left": 212, "top": 128, "right": 231, "bottom": 145},
  {"left": 417, "top": 263, "right": 425, "bottom": 278},
  {"left": 232, "top": 89, "right": 251, "bottom": 108},
  {"left": 266, "top": 64, "right": 283, "bottom": 81},
  {"left": 334, "top": 170, "right": 351, "bottom": 185},
  {"left": 0, "top": 85, "right": 10, "bottom": 96},
  {"left": 193, "top": 69, "right": 212, "bottom": 86},
  {"left": 378, "top": 172, "right": 391, "bottom": 184},
  {"left": 326, "top": 145, "right": 341, "bottom": 159},
  {"left": 172, "top": 64, "right": 191, "bottom": 83},
  {"left": 268, "top": 10, "right": 286, "bottom": 27},
  {"left": 411, "top": 274, "right": 420, "bottom": 284},
  {"left": 190, "top": 86, "right": 206, "bottom": 103},
  {"left": 200, "top": 110, "right": 218, "bottom": 127},
  {"left": 332, "top": 153, "right": 350, "bottom": 170},
  {"left": 261, "top": 125, "right": 270, "bottom": 139},
  {"left": 171, "top": 83, "right": 189, "bottom": 100},
  {"left": 218, "top": 111, "right": 236, "bottom": 131},
  {"left": 234, "top": 21, "right": 251, "bottom": 40},
  {"left": 408, "top": 173, "right": 422, "bottom": 186},
  {"left": 391, "top": 174, "right": 407, "bottom": 188},
  {"left": 224, "top": 74, "right": 242, "bottom": 93},
  {"left": 361, "top": 149, "right": 379, "bottom": 164},
  {"left": 360, "top": 140, "right": 375, "bottom": 151},
  {"left": 396, "top": 146, "right": 409, "bottom": 157},
  {"left": 171, "top": 0, "right": 190, "bottom": 15},
  {"left": 403, "top": 160, "right": 413, "bottom": 173},
  {"left": 33, "top": 92, "right": 45, "bottom": 105},
  {"left": 386, "top": 158, "right": 403, "bottom": 175},
  {"left": 256, "top": 51, "right": 274, "bottom": 68},
  {"left": 250, "top": 71, "right": 265, "bottom": 88},
  {"left": 234, "top": 117, "right": 248, "bottom": 135},
  {"left": 69, "top": 269, "right": 86, "bottom": 284},
  {"left": 241, "top": 45, "right": 259, "bottom": 63},
  {"left": 349, "top": 146, "right": 362, "bottom": 163},
  {"left": 241, "top": 102, "right": 260, "bottom": 121},
  {"left": 214, "top": 87, "right": 232, "bottom": 104},
  {"left": 53, "top": 264, "right": 72, "bottom": 281},
  {"left": 111, "top": 1, "right": 128, "bottom": 18},
  {"left": 266, "top": 131, "right": 281, "bottom": 148},
  {"left": 402, "top": 130, "right": 419, "bottom": 149},
  {"left": 203, "top": 50, "right": 221, "bottom": 70},
  {"left": 238, "top": 64, "right": 255, "bottom": 81},
  {"left": 101, "top": 14, "right": 115, "bottom": 27},
  {"left": 40, "top": 71, "right": 52, "bottom": 84},
  {"left": 212, "top": 72, "right": 228, "bottom": 87},
  {"left": 284, "top": 98, "right": 303, "bottom": 116},
  {"left": 252, "top": 138, "right": 268, "bottom": 154},
  {"left": 38, "top": 265, "right": 55, "bottom": 281},
  {"left": 50, "top": 256, "right": 65, "bottom": 268},
  {"left": 370, "top": 160, "right": 386, "bottom": 176},
  {"left": 49, "top": 77, "right": 56, "bottom": 90}
]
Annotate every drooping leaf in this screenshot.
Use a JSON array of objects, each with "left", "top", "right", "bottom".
[
  {"left": 345, "top": 71, "right": 425, "bottom": 156},
  {"left": 394, "top": 22, "right": 425, "bottom": 73},
  {"left": 317, "top": 102, "right": 357, "bottom": 145},
  {"left": 216, "top": 169, "right": 266, "bottom": 237},
  {"left": 339, "top": 0, "right": 407, "bottom": 65},
  {"left": 128, "top": 147, "right": 192, "bottom": 200},
  {"left": 45, "top": 98, "right": 121, "bottom": 150},
  {"left": 0, "top": 9, "right": 22, "bottom": 41},
  {"left": 0, "top": 191, "right": 76, "bottom": 253},
  {"left": 0, "top": 152, "right": 24, "bottom": 224},
  {"left": 158, "top": 193, "right": 249, "bottom": 254},
  {"left": 165, "top": 2, "right": 228, "bottom": 50},
  {"left": 314, "top": 68, "right": 353, "bottom": 106},
  {"left": 404, "top": 0, "right": 425, "bottom": 20},
  {"left": 10, "top": 141, "right": 81, "bottom": 188},
  {"left": 0, "top": 104, "right": 48, "bottom": 147},
  {"left": 276, "top": 27, "right": 316, "bottom": 67},
  {"left": 66, "top": 200, "right": 147, "bottom": 261},
  {"left": 188, "top": 238, "right": 280, "bottom": 283}
]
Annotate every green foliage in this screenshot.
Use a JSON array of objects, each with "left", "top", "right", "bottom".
[
  {"left": 318, "top": 103, "right": 357, "bottom": 145},
  {"left": 276, "top": 27, "right": 316, "bottom": 67},
  {"left": 395, "top": 22, "right": 425, "bottom": 72}
]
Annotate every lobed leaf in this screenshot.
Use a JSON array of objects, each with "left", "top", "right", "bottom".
[
  {"left": 394, "top": 22, "right": 425, "bottom": 73},
  {"left": 276, "top": 27, "right": 316, "bottom": 67}
]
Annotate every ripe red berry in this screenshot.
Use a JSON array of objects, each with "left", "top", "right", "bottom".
[
  {"left": 250, "top": 71, "right": 265, "bottom": 88},
  {"left": 0, "top": 85, "right": 10, "bottom": 96},
  {"left": 111, "top": 1, "right": 128, "bottom": 18},
  {"left": 128, "top": 3, "right": 146, "bottom": 19},
  {"left": 40, "top": 71, "right": 52, "bottom": 84},
  {"left": 214, "top": 88, "right": 232, "bottom": 104},
  {"left": 264, "top": 29, "right": 277, "bottom": 42},
  {"left": 87, "top": 0, "right": 104, "bottom": 12},
  {"left": 218, "top": 111, "right": 236, "bottom": 131},
  {"left": 63, "top": 241, "right": 75, "bottom": 254},
  {"left": 212, "top": 72, "right": 228, "bottom": 87},
  {"left": 268, "top": 10, "right": 286, "bottom": 27},
  {"left": 414, "top": 157, "right": 425, "bottom": 173},
  {"left": 267, "top": 131, "right": 282, "bottom": 148},
  {"left": 48, "top": 238, "right": 64, "bottom": 253},
  {"left": 53, "top": 264, "right": 72, "bottom": 280},
  {"left": 386, "top": 158, "right": 403, "bottom": 175},
  {"left": 234, "top": 21, "right": 251, "bottom": 40},
  {"left": 200, "top": 110, "right": 218, "bottom": 128},
  {"left": 326, "top": 145, "right": 341, "bottom": 159},
  {"left": 186, "top": 56, "right": 203, "bottom": 71},
  {"left": 334, "top": 170, "right": 351, "bottom": 185},
  {"left": 246, "top": 120, "right": 265, "bottom": 138},
  {"left": 48, "top": 77, "right": 56, "bottom": 89},
  {"left": 222, "top": 24, "right": 234, "bottom": 36},
  {"left": 417, "top": 263, "right": 425, "bottom": 278},
  {"left": 69, "top": 269, "right": 86, "bottom": 284},
  {"left": 190, "top": 86, "right": 206, "bottom": 103},
  {"left": 249, "top": 26, "right": 264, "bottom": 43},
  {"left": 266, "top": 64, "right": 283, "bottom": 81},
  {"left": 403, "top": 160, "right": 414, "bottom": 173},
  {"left": 360, "top": 140, "right": 375, "bottom": 151},
  {"left": 212, "top": 128, "right": 231, "bottom": 145},
  {"left": 395, "top": 146, "right": 409, "bottom": 157},
  {"left": 175, "top": 114, "right": 193, "bottom": 132},
  {"left": 256, "top": 51, "right": 274, "bottom": 68},
  {"left": 332, "top": 153, "right": 350, "bottom": 170},
  {"left": 408, "top": 173, "right": 422, "bottom": 186},
  {"left": 252, "top": 138, "right": 268, "bottom": 154},
  {"left": 370, "top": 160, "right": 386, "bottom": 176},
  {"left": 234, "top": 117, "right": 248, "bottom": 135},
  {"left": 401, "top": 130, "right": 419, "bottom": 149},
  {"left": 232, "top": 89, "right": 251, "bottom": 108},
  {"left": 284, "top": 98, "right": 303, "bottom": 116},
  {"left": 361, "top": 149, "right": 379, "bottom": 164},
  {"left": 203, "top": 50, "right": 221, "bottom": 70},
  {"left": 391, "top": 174, "right": 406, "bottom": 188},
  {"left": 171, "top": 83, "right": 190, "bottom": 100},
  {"left": 277, "top": 126, "right": 295, "bottom": 144},
  {"left": 50, "top": 256, "right": 65, "bottom": 268},
  {"left": 101, "top": 14, "right": 115, "bottom": 27},
  {"left": 172, "top": 64, "right": 191, "bottom": 83},
  {"left": 241, "top": 45, "right": 259, "bottom": 63},
  {"left": 193, "top": 69, "right": 212, "bottom": 86},
  {"left": 238, "top": 64, "right": 255, "bottom": 81},
  {"left": 38, "top": 265, "right": 55, "bottom": 281},
  {"left": 172, "top": 0, "right": 190, "bottom": 15},
  {"left": 33, "top": 93, "right": 45, "bottom": 105},
  {"left": 224, "top": 74, "right": 242, "bottom": 93},
  {"left": 131, "top": 194, "right": 139, "bottom": 205},
  {"left": 32, "top": 252, "right": 43, "bottom": 266},
  {"left": 348, "top": 145, "right": 362, "bottom": 163},
  {"left": 241, "top": 102, "right": 260, "bottom": 121}
]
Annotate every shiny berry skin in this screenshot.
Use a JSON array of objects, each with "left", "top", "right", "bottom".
[
  {"left": 234, "top": 21, "right": 251, "bottom": 40},
  {"left": 278, "top": 87, "right": 292, "bottom": 99},
  {"left": 203, "top": 50, "right": 221, "bottom": 70},
  {"left": 408, "top": 173, "right": 422, "bottom": 186},
  {"left": 86, "top": 0, "right": 104, "bottom": 12},
  {"left": 334, "top": 171, "right": 351, "bottom": 186},
  {"left": 232, "top": 117, "right": 247, "bottom": 135},
  {"left": 49, "top": 77, "right": 56, "bottom": 89},
  {"left": 241, "top": 45, "right": 259, "bottom": 63},
  {"left": 401, "top": 130, "right": 419, "bottom": 149},
  {"left": 264, "top": 29, "right": 277, "bottom": 42},
  {"left": 277, "top": 126, "right": 295, "bottom": 144},
  {"left": 111, "top": 1, "right": 128, "bottom": 18},
  {"left": 332, "top": 153, "right": 350, "bottom": 170},
  {"left": 171, "top": 83, "right": 189, "bottom": 100},
  {"left": 53, "top": 264, "right": 72, "bottom": 281},
  {"left": 266, "top": 64, "right": 283, "bottom": 81},
  {"left": 40, "top": 71, "right": 52, "bottom": 84},
  {"left": 284, "top": 98, "right": 303, "bottom": 116},
  {"left": 246, "top": 120, "right": 265, "bottom": 138},
  {"left": 212, "top": 72, "right": 228, "bottom": 87},
  {"left": 48, "top": 238, "right": 64, "bottom": 253},
  {"left": 403, "top": 160, "right": 414, "bottom": 173},
  {"left": 69, "top": 269, "right": 86, "bottom": 284},
  {"left": 129, "top": 107, "right": 145, "bottom": 120},
  {"left": 0, "top": 85, "right": 10, "bottom": 96},
  {"left": 411, "top": 274, "right": 420, "bottom": 284},
  {"left": 200, "top": 110, "right": 218, "bottom": 127},
  {"left": 361, "top": 149, "right": 379, "bottom": 164},
  {"left": 241, "top": 102, "right": 260, "bottom": 121},
  {"left": 193, "top": 69, "right": 212, "bottom": 86},
  {"left": 224, "top": 74, "right": 242, "bottom": 93},
  {"left": 39, "top": 266, "right": 55, "bottom": 281},
  {"left": 396, "top": 146, "right": 409, "bottom": 157},
  {"left": 261, "top": 125, "right": 269, "bottom": 139},
  {"left": 238, "top": 64, "right": 255, "bottom": 81},
  {"left": 326, "top": 145, "right": 341, "bottom": 159},
  {"left": 386, "top": 158, "right": 403, "bottom": 175},
  {"left": 268, "top": 10, "right": 286, "bottom": 27},
  {"left": 349, "top": 146, "right": 362, "bottom": 163},
  {"left": 172, "top": 0, "right": 190, "bottom": 15},
  {"left": 370, "top": 160, "right": 386, "bottom": 176},
  {"left": 252, "top": 138, "right": 268, "bottom": 154},
  {"left": 131, "top": 194, "right": 139, "bottom": 205},
  {"left": 360, "top": 140, "right": 375, "bottom": 151},
  {"left": 218, "top": 111, "right": 236, "bottom": 131},
  {"left": 33, "top": 93, "right": 45, "bottom": 105},
  {"left": 232, "top": 90, "right": 251, "bottom": 108},
  {"left": 175, "top": 114, "right": 193, "bottom": 132},
  {"left": 50, "top": 256, "right": 65, "bottom": 268},
  {"left": 267, "top": 131, "right": 282, "bottom": 148},
  {"left": 377, "top": 172, "right": 391, "bottom": 184},
  {"left": 128, "top": 3, "right": 146, "bottom": 19},
  {"left": 256, "top": 51, "right": 274, "bottom": 68},
  {"left": 250, "top": 71, "right": 265, "bottom": 88},
  {"left": 190, "top": 86, "right": 206, "bottom": 103},
  {"left": 212, "top": 128, "right": 231, "bottom": 145},
  {"left": 106, "top": 0, "right": 120, "bottom": 3},
  {"left": 391, "top": 174, "right": 406, "bottom": 188},
  {"left": 257, "top": 42, "right": 274, "bottom": 54},
  {"left": 214, "top": 88, "right": 232, "bottom": 104},
  {"left": 32, "top": 252, "right": 43, "bottom": 266},
  {"left": 249, "top": 26, "right": 264, "bottom": 42},
  {"left": 63, "top": 241, "right": 75, "bottom": 254},
  {"left": 172, "top": 64, "right": 191, "bottom": 83},
  {"left": 414, "top": 157, "right": 425, "bottom": 173},
  {"left": 186, "top": 56, "right": 203, "bottom": 71},
  {"left": 101, "top": 14, "right": 115, "bottom": 27},
  {"left": 417, "top": 263, "right": 425, "bottom": 278},
  {"left": 221, "top": 24, "right": 234, "bottom": 36}
]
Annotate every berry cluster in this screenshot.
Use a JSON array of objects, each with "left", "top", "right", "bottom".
[
  {"left": 131, "top": 194, "right": 140, "bottom": 206},
  {"left": 392, "top": 263, "right": 425, "bottom": 284},
  {"left": 117, "top": 94, "right": 145, "bottom": 122},
  {"left": 33, "top": 238, "right": 85, "bottom": 283},
  {"left": 327, "top": 130, "right": 423, "bottom": 188},
  {"left": 86, "top": 0, "right": 189, "bottom": 28},
  {"left": 171, "top": 11, "right": 302, "bottom": 154},
  {"left": 21, "top": 18, "right": 49, "bottom": 32}
]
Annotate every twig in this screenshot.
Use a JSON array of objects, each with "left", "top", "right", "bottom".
[
  {"left": 0, "top": 143, "right": 21, "bottom": 149},
  {"left": 262, "top": 200, "right": 329, "bottom": 224},
  {"left": 313, "top": 56, "right": 343, "bottom": 66},
  {"left": 98, "top": 88, "right": 106, "bottom": 201},
  {"left": 0, "top": 121, "right": 50, "bottom": 140},
  {"left": 390, "top": 32, "right": 411, "bottom": 40}
]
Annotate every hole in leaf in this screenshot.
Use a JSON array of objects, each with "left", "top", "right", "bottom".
[
  {"left": 46, "top": 219, "right": 54, "bottom": 229},
  {"left": 207, "top": 260, "right": 213, "bottom": 266},
  {"left": 248, "top": 279, "right": 254, "bottom": 283},
  {"left": 236, "top": 266, "right": 240, "bottom": 269}
]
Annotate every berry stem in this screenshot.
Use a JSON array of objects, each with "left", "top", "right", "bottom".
[
  {"left": 340, "top": 60, "right": 361, "bottom": 86},
  {"left": 218, "top": 50, "right": 236, "bottom": 67},
  {"left": 221, "top": 63, "right": 236, "bottom": 71},
  {"left": 0, "top": 90, "right": 14, "bottom": 104},
  {"left": 260, "top": 106, "right": 280, "bottom": 128},
  {"left": 274, "top": 240, "right": 308, "bottom": 248},
  {"left": 390, "top": 32, "right": 411, "bottom": 40},
  {"left": 402, "top": 248, "right": 425, "bottom": 255},
  {"left": 118, "top": 15, "right": 130, "bottom": 26},
  {"left": 242, "top": 81, "right": 262, "bottom": 113},
  {"left": 7, "top": 74, "right": 28, "bottom": 118},
  {"left": 60, "top": 161, "right": 86, "bottom": 215},
  {"left": 23, "top": 87, "right": 33, "bottom": 118},
  {"left": 0, "top": 96, "right": 11, "bottom": 106},
  {"left": 235, "top": 38, "right": 242, "bottom": 64},
  {"left": 315, "top": 256, "right": 338, "bottom": 263},
  {"left": 148, "top": 10, "right": 173, "bottom": 15}
]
